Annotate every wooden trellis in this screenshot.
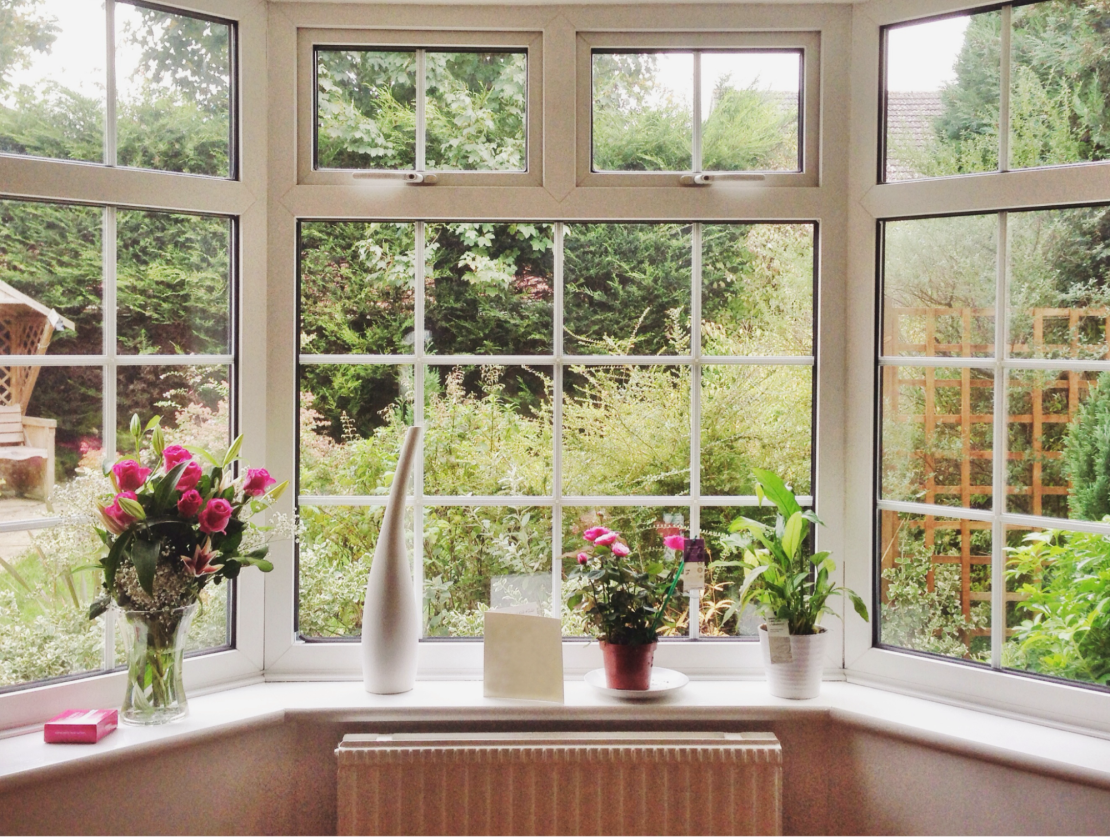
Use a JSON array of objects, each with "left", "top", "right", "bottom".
[{"left": 880, "top": 305, "right": 1107, "bottom": 643}]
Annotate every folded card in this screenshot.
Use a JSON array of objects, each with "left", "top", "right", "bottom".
[{"left": 483, "top": 608, "right": 564, "bottom": 704}]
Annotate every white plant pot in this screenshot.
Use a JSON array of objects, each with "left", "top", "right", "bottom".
[{"left": 758, "top": 624, "right": 828, "bottom": 700}]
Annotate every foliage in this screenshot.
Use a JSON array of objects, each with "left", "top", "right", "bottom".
[
  {"left": 566, "top": 526, "right": 682, "bottom": 645},
  {"left": 1064, "top": 372, "right": 1110, "bottom": 521},
  {"left": 1006, "top": 528, "right": 1110, "bottom": 684},
  {"left": 722, "top": 469, "right": 868, "bottom": 635}
]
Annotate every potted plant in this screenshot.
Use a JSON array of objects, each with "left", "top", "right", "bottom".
[
  {"left": 568, "top": 525, "right": 685, "bottom": 690},
  {"left": 723, "top": 468, "right": 869, "bottom": 699}
]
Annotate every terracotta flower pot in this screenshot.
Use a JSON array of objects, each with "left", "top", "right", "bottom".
[{"left": 600, "top": 640, "right": 657, "bottom": 690}]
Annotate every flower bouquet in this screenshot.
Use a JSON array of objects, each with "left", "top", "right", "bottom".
[
  {"left": 567, "top": 525, "right": 684, "bottom": 689},
  {"left": 88, "top": 415, "right": 287, "bottom": 725}
]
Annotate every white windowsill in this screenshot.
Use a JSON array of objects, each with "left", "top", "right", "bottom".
[{"left": 4, "top": 680, "right": 1110, "bottom": 794}]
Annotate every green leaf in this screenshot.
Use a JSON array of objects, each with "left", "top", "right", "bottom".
[
  {"left": 782, "top": 511, "right": 805, "bottom": 560},
  {"left": 222, "top": 435, "right": 243, "bottom": 468},
  {"left": 751, "top": 468, "right": 802, "bottom": 518},
  {"left": 268, "top": 480, "right": 289, "bottom": 501},
  {"left": 131, "top": 536, "right": 161, "bottom": 596},
  {"left": 103, "top": 531, "right": 132, "bottom": 592},
  {"left": 87, "top": 596, "right": 110, "bottom": 621},
  {"left": 189, "top": 445, "right": 221, "bottom": 467},
  {"left": 848, "top": 590, "right": 870, "bottom": 622},
  {"left": 144, "top": 415, "right": 162, "bottom": 433},
  {"left": 0, "top": 555, "right": 32, "bottom": 592},
  {"left": 154, "top": 462, "right": 189, "bottom": 513}
]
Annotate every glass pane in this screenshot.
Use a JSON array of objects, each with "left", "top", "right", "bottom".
[
  {"left": 1008, "top": 206, "right": 1110, "bottom": 361},
  {"left": 563, "top": 223, "right": 691, "bottom": 356},
  {"left": 1010, "top": 1, "right": 1110, "bottom": 171},
  {"left": 117, "top": 210, "right": 230, "bottom": 355},
  {"left": 702, "top": 365, "right": 812, "bottom": 497},
  {"left": 424, "top": 365, "right": 552, "bottom": 496},
  {"left": 878, "top": 510, "right": 991, "bottom": 662},
  {"left": 882, "top": 215, "right": 997, "bottom": 359},
  {"left": 881, "top": 365, "right": 994, "bottom": 510},
  {"left": 562, "top": 506, "right": 688, "bottom": 638},
  {"left": 115, "top": 2, "right": 231, "bottom": 177},
  {"left": 299, "top": 222, "right": 416, "bottom": 356},
  {"left": 298, "top": 505, "right": 412, "bottom": 639},
  {"left": 186, "top": 581, "right": 229, "bottom": 652},
  {"left": 700, "top": 504, "right": 785, "bottom": 638},
  {"left": 702, "top": 223, "right": 813, "bottom": 356},
  {"left": 425, "top": 505, "right": 551, "bottom": 636},
  {"left": 425, "top": 223, "right": 553, "bottom": 355},
  {"left": 0, "top": 198, "right": 102, "bottom": 355},
  {"left": 425, "top": 51, "right": 526, "bottom": 172},
  {"left": 0, "top": 0, "right": 104, "bottom": 164},
  {"left": 563, "top": 364, "right": 690, "bottom": 497},
  {"left": 884, "top": 11, "right": 1001, "bottom": 181},
  {"left": 1004, "top": 524, "right": 1110, "bottom": 685},
  {"left": 316, "top": 49, "right": 417, "bottom": 170},
  {"left": 299, "top": 364, "right": 413, "bottom": 497},
  {"left": 592, "top": 51, "right": 692, "bottom": 172},
  {"left": 117, "top": 365, "right": 229, "bottom": 455},
  {"left": 701, "top": 51, "right": 800, "bottom": 172}
]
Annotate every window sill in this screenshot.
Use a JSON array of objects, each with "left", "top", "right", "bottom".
[{"left": 3, "top": 680, "right": 1110, "bottom": 794}]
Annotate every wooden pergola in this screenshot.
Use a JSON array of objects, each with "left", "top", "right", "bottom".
[{"left": 0, "top": 280, "right": 74, "bottom": 411}]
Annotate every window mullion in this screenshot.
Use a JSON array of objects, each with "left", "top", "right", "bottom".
[
  {"left": 552, "top": 223, "right": 565, "bottom": 623},
  {"left": 991, "top": 210, "right": 1009, "bottom": 670},
  {"left": 102, "top": 205, "right": 118, "bottom": 671},
  {"left": 414, "top": 221, "right": 426, "bottom": 637},
  {"left": 689, "top": 222, "right": 702, "bottom": 638},
  {"left": 999, "top": 5, "right": 1012, "bottom": 173},
  {"left": 692, "top": 51, "right": 702, "bottom": 173},
  {"left": 105, "top": 0, "right": 117, "bottom": 167},
  {"left": 416, "top": 50, "right": 427, "bottom": 172}
]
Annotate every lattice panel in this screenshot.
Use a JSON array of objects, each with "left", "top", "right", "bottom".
[{"left": 0, "top": 313, "right": 53, "bottom": 410}]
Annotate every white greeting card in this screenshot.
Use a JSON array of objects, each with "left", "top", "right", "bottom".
[{"left": 483, "top": 609, "right": 564, "bottom": 703}]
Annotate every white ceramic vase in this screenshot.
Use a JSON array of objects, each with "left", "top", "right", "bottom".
[
  {"left": 758, "top": 624, "right": 828, "bottom": 699},
  {"left": 361, "top": 425, "right": 422, "bottom": 694}
]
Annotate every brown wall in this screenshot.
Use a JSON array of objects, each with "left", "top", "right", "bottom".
[{"left": 3, "top": 718, "right": 1109, "bottom": 835}]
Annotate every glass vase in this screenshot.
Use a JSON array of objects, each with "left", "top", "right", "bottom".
[{"left": 119, "top": 603, "right": 197, "bottom": 726}]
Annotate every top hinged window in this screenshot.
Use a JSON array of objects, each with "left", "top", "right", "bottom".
[
  {"left": 298, "top": 29, "right": 541, "bottom": 186},
  {"left": 577, "top": 32, "right": 820, "bottom": 188}
]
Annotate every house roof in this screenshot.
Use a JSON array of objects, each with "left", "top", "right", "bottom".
[{"left": 885, "top": 90, "right": 944, "bottom": 180}]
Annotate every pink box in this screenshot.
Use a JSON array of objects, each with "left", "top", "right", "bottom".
[{"left": 44, "top": 710, "right": 118, "bottom": 744}]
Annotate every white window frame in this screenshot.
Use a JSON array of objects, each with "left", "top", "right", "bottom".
[
  {"left": 576, "top": 31, "right": 821, "bottom": 188},
  {"left": 265, "top": 1, "right": 852, "bottom": 683},
  {"left": 297, "top": 28, "right": 543, "bottom": 187},
  {"left": 0, "top": 0, "right": 268, "bottom": 733},
  {"left": 846, "top": 0, "right": 1110, "bottom": 736}
]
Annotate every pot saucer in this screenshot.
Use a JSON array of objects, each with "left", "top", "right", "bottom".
[{"left": 584, "top": 667, "right": 689, "bottom": 700}]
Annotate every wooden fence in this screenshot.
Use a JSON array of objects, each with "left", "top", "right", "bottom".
[{"left": 880, "top": 305, "right": 1108, "bottom": 644}]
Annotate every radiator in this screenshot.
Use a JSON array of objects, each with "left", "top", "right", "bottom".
[{"left": 336, "top": 731, "right": 782, "bottom": 836}]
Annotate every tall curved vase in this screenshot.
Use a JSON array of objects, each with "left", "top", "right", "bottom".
[{"left": 361, "top": 425, "right": 422, "bottom": 694}]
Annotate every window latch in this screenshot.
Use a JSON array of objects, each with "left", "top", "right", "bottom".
[
  {"left": 679, "top": 173, "right": 714, "bottom": 186},
  {"left": 405, "top": 172, "right": 438, "bottom": 185}
]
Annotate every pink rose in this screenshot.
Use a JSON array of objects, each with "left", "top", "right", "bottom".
[
  {"left": 663, "top": 534, "right": 686, "bottom": 552},
  {"left": 112, "top": 459, "right": 150, "bottom": 492},
  {"left": 242, "top": 468, "right": 276, "bottom": 497},
  {"left": 594, "top": 531, "right": 619, "bottom": 547},
  {"left": 182, "top": 541, "right": 219, "bottom": 577},
  {"left": 577, "top": 552, "right": 589, "bottom": 565},
  {"left": 176, "top": 460, "right": 202, "bottom": 491},
  {"left": 198, "top": 498, "right": 233, "bottom": 534},
  {"left": 583, "top": 526, "right": 609, "bottom": 542},
  {"left": 163, "top": 445, "right": 192, "bottom": 471},
  {"left": 177, "top": 489, "right": 202, "bottom": 518},
  {"left": 611, "top": 542, "right": 631, "bottom": 557},
  {"left": 101, "top": 491, "right": 138, "bottom": 534}
]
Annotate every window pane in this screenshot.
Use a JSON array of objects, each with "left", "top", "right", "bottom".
[
  {"left": 563, "top": 223, "right": 691, "bottom": 356},
  {"left": 316, "top": 49, "right": 417, "bottom": 170},
  {"left": 700, "top": 51, "right": 800, "bottom": 172},
  {"left": 424, "top": 365, "right": 552, "bottom": 496},
  {"left": 299, "top": 364, "right": 413, "bottom": 497},
  {"left": 117, "top": 210, "right": 230, "bottom": 355},
  {"left": 425, "top": 223, "right": 553, "bottom": 355},
  {"left": 186, "top": 582, "right": 229, "bottom": 652},
  {"left": 300, "top": 222, "right": 416, "bottom": 356},
  {"left": 885, "top": 11, "right": 1001, "bottom": 181},
  {"left": 298, "top": 505, "right": 412, "bottom": 639},
  {"left": 563, "top": 364, "right": 690, "bottom": 496},
  {"left": 425, "top": 505, "right": 551, "bottom": 636},
  {"left": 425, "top": 51, "right": 526, "bottom": 172},
  {"left": 115, "top": 2, "right": 231, "bottom": 177},
  {"left": 878, "top": 510, "right": 992, "bottom": 663},
  {"left": 562, "top": 505, "right": 688, "bottom": 637},
  {"left": 882, "top": 215, "right": 997, "bottom": 358},
  {"left": 702, "top": 365, "right": 811, "bottom": 497},
  {"left": 117, "top": 365, "right": 229, "bottom": 455},
  {"left": 702, "top": 223, "right": 813, "bottom": 357},
  {"left": 0, "top": 198, "right": 102, "bottom": 355},
  {"left": 0, "top": 0, "right": 104, "bottom": 164},
  {"left": 592, "top": 51, "right": 692, "bottom": 172},
  {"left": 881, "top": 365, "right": 994, "bottom": 510},
  {"left": 1010, "top": 1, "right": 1110, "bottom": 171},
  {"left": 1008, "top": 206, "right": 1110, "bottom": 361},
  {"left": 1004, "top": 523, "right": 1110, "bottom": 685}
]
